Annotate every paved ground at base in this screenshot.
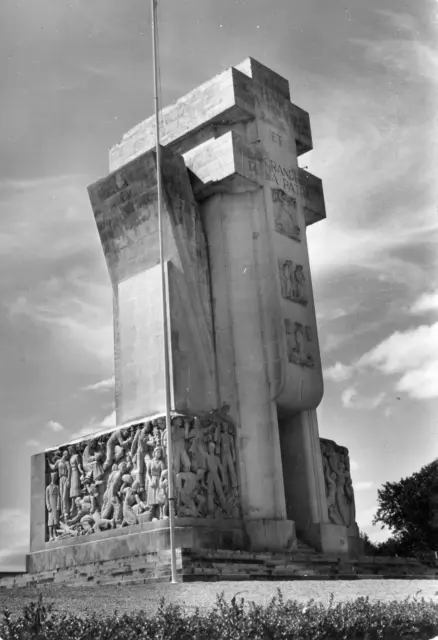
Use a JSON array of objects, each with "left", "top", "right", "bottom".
[{"left": 1, "top": 580, "right": 438, "bottom": 620}]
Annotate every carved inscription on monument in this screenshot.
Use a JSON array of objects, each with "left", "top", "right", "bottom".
[
  {"left": 320, "top": 439, "right": 356, "bottom": 528},
  {"left": 44, "top": 407, "right": 241, "bottom": 543},
  {"left": 272, "top": 189, "right": 301, "bottom": 241},
  {"left": 247, "top": 159, "right": 307, "bottom": 199},
  {"left": 271, "top": 131, "right": 283, "bottom": 146},
  {"left": 279, "top": 260, "right": 307, "bottom": 306},
  {"left": 284, "top": 318, "right": 314, "bottom": 368}
]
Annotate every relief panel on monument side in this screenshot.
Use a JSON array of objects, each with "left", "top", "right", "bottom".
[
  {"left": 320, "top": 438, "right": 356, "bottom": 528},
  {"left": 271, "top": 188, "right": 301, "bottom": 242},
  {"left": 43, "top": 407, "right": 241, "bottom": 543},
  {"left": 279, "top": 259, "right": 307, "bottom": 306},
  {"left": 284, "top": 319, "right": 314, "bottom": 369}
]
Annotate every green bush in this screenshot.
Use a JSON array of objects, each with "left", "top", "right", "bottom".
[{"left": 1, "top": 589, "right": 438, "bottom": 639}]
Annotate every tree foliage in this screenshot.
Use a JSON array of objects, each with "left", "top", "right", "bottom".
[{"left": 372, "top": 458, "right": 438, "bottom": 555}]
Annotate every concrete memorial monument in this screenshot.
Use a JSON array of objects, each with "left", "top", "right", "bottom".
[{"left": 27, "top": 58, "right": 360, "bottom": 578}]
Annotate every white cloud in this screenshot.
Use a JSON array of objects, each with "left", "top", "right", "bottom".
[
  {"left": 70, "top": 410, "right": 116, "bottom": 441},
  {"left": 321, "top": 333, "right": 345, "bottom": 354},
  {"left": 0, "top": 508, "right": 29, "bottom": 570},
  {"left": 70, "top": 424, "right": 99, "bottom": 440},
  {"left": 305, "top": 31, "right": 438, "bottom": 291},
  {"left": 101, "top": 410, "right": 116, "bottom": 428},
  {"left": 410, "top": 291, "right": 438, "bottom": 315},
  {"left": 366, "top": 527, "right": 393, "bottom": 544},
  {"left": 324, "top": 362, "right": 353, "bottom": 382},
  {"left": 356, "top": 506, "right": 393, "bottom": 543},
  {"left": 341, "top": 386, "right": 357, "bottom": 408},
  {"left": 350, "top": 459, "right": 359, "bottom": 471},
  {"left": 25, "top": 439, "right": 41, "bottom": 448},
  {"left": 396, "top": 360, "right": 438, "bottom": 400},
  {"left": 356, "top": 506, "right": 376, "bottom": 529},
  {"left": 316, "top": 307, "right": 350, "bottom": 322},
  {"left": 357, "top": 323, "right": 438, "bottom": 399},
  {"left": 341, "top": 386, "right": 385, "bottom": 410},
  {"left": 354, "top": 481, "right": 374, "bottom": 491},
  {"left": 46, "top": 420, "right": 64, "bottom": 433},
  {"left": 6, "top": 276, "right": 114, "bottom": 367},
  {"left": 0, "top": 175, "right": 92, "bottom": 261},
  {"left": 83, "top": 376, "right": 115, "bottom": 391}
]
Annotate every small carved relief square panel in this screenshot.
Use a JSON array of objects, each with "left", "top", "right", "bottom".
[
  {"left": 279, "top": 259, "right": 308, "bottom": 306},
  {"left": 285, "top": 318, "right": 314, "bottom": 368},
  {"left": 272, "top": 188, "right": 301, "bottom": 242}
]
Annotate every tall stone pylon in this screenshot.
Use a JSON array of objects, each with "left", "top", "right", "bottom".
[{"left": 88, "top": 58, "right": 353, "bottom": 554}]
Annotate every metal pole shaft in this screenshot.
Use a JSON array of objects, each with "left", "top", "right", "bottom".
[{"left": 151, "top": 0, "right": 178, "bottom": 585}]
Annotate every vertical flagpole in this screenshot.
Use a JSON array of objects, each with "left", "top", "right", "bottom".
[{"left": 151, "top": 0, "right": 178, "bottom": 584}]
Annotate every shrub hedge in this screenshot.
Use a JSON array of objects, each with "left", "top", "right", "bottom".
[{"left": 1, "top": 589, "right": 438, "bottom": 639}]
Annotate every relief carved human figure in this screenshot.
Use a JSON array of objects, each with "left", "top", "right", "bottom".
[
  {"left": 336, "top": 461, "right": 354, "bottom": 527},
  {"left": 214, "top": 420, "right": 238, "bottom": 493},
  {"left": 286, "top": 321, "right": 314, "bottom": 368},
  {"left": 46, "top": 472, "right": 61, "bottom": 541},
  {"left": 68, "top": 445, "right": 84, "bottom": 515},
  {"left": 120, "top": 476, "right": 143, "bottom": 527},
  {"left": 272, "top": 188, "right": 300, "bottom": 240},
  {"left": 175, "top": 471, "right": 197, "bottom": 516},
  {"left": 131, "top": 422, "right": 154, "bottom": 490},
  {"left": 280, "top": 260, "right": 294, "bottom": 299},
  {"left": 157, "top": 469, "right": 169, "bottom": 519},
  {"left": 103, "top": 429, "right": 133, "bottom": 471},
  {"left": 321, "top": 440, "right": 357, "bottom": 528},
  {"left": 186, "top": 417, "right": 209, "bottom": 474},
  {"left": 146, "top": 447, "right": 167, "bottom": 520},
  {"left": 101, "top": 461, "right": 130, "bottom": 524},
  {"left": 48, "top": 450, "right": 70, "bottom": 520},
  {"left": 203, "top": 441, "right": 230, "bottom": 517},
  {"left": 280, "top": 261, "right": 307, "bottom": 305},
  {"left": 82, "top": 439, "right": 98, "bottom": 478},
  {"left": 344, "top": 473, "right": 356, "bottom": 525},
  {"left": 171, "top": 416, "right": 191, "bottom": 475},
  {"left": 46, "top": 410, "right": 242, "bottom": 537},
  {"left": 292, "top": 265, "right": 307, "bottom": 305},
  {"left": 326, "top": 471, "right": 343, "bottom": 526},
  {"left": 67, "top": 497, "right": 92, "bottom": 527}
]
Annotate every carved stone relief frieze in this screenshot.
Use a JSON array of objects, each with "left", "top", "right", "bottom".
[
  {"left": 44, "top": 407, "right": 241, "bottom": 542},
  {"left": 272, "top": 188, "right": 301, "bottom": 241},
  {"left": 320, "top": 439, "right": 356, "bottom": 528},
  {"left": 279, "top": 260, "right": 307, "bottom": 306},
  {"left": 285, "top": 319, "right": 314, "bottom": 368}
]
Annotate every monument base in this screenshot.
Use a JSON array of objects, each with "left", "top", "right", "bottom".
[
  {"left": 27, "top": 517, "right": 300, "bottom": 574},
  {"left": 26, "top": 518, "right": 246, "bottom": 573},
  {"left": 297, "top": 522, "right": 361, "bottom": 557},
  {"left": 244, "top": 519, "right": 296, "bottom": 552}
]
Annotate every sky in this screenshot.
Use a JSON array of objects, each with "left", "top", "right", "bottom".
[{"left": 0, "top": 0, "right": 437, "bottom": 571}]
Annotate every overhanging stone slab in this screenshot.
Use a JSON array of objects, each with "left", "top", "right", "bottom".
[
  {"left": 235, "top": 57, "right": 312, "bottom": 156},
  {"left": 299, "top": 168, "right": 326, "bottom": 225},
  {"left": 109, "top": 67, "right": 256, "bottom": 172},
  {"left": 183, "top": 131, "right": 261, "bottom": 199},
  {"left": 109, "top": 58, "right": 313, "bottom": 174}
]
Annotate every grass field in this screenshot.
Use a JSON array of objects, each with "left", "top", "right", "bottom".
[{"left": 1, "top": 579, "right": 438, "bottom": 620}]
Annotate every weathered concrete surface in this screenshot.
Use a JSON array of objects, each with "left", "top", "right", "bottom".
[
  {"left": 26, "top": 519, "right": 246, "bottom": 573},
  {"left": 3, "top": 550, "right": 438, "bottom": 591},
  {"left": 84, "top": 57, "right": 358, "bottom": 564},
  {"left": 30, "top": 453, "right": 47, "bottom": 554},
  {"left": 88, "top": 147, "right": 217, "bottom": 422},
  {"left": 279, "top": 412, "right": 328, "bottom": 542},
  {"left": 109, "top": 59, "right": 312, "bottom": 173}
]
